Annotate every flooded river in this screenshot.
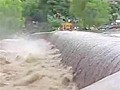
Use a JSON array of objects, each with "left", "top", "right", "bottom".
[{"left": 0, "top": 37, "right": 77, "bottom": 90}]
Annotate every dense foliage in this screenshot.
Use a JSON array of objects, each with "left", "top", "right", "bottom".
[
  {"left": 109, "top": 2, "right": 120, "bottom": 22},
  {"left": 0, "top": 0, "right": 23, "bottom": 33},
  {"left": 70, "top": 0, "right": 110, "bottom": 28},
  {"left": 47, "top": 0, "right": 70, "bottom": 17},
  {"left": 22, "top": 0, "right": 70, "bottom": 22},
  {"left": 0, "top": 0, "right": 120, "bottom": 33}
]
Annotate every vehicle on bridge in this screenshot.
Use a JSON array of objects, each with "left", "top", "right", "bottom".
[
  {"left": 98, "top": 23, "right": 120, "bottom": 30},
  {"left": 60, "top": 22, "right": 74, "bottom": 31},
  {"left": 59, "top": 19, "right": 78, "bottom": 31},
  {"left": 109, "top": 24, "right": 120, "bottom": 29}
]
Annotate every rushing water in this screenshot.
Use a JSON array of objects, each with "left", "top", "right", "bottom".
[{"left": 0, "top": 37, "right": 78, "bottom": 90}]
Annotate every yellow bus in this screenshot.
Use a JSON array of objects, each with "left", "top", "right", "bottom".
[{"left": 60, "top": 22, "right": 74, "bottom": 31}]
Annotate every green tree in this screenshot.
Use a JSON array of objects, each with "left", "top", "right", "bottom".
[
  {"left": 22, "top": 0, "right": 72, "bottom": 31},
  {"left": 22, "top": 0, "right": 39, "bottom": 17},
  {"left": 39, "top": 0, "right": 71, "bottom": 30},
  {"left": 22, "top": 0, "right": 71, "bottom": 22},
  {"left": 70, "top": 0, "right": 110, "bottom": 29},
  {"left": 109, "top": 2, "right": 120, "bottom": 21},
  {"left": 22, "top": 0, "right": 44, "bottom": 22},
  {"left": 0, "top": 0, "right": 23, "bottom": 33},
  {"left": 47, "top": 0, "right": 70, "bottom": 17}
]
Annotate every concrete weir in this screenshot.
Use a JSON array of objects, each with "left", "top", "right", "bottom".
[{"left": 31, "top": 31, "right": 120, "bottom": 89}]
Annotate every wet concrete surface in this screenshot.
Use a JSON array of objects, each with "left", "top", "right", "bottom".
[
  {"left": 81, "top": 71, "right": 120, "bottom": 90},
  {"left": 45, "top": 31, "right": 120, "bottom": 89}
]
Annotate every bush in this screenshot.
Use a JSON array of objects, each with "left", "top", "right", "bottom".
[{"left": 47, "top": 15, "right": 62, "bottom": 29}]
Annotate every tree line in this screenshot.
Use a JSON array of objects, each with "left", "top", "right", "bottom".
[{"left": 0, "top": 0, "right": 119, "bottom": 32}]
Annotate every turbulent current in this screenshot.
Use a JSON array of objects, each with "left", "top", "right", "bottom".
[{"left": 0, "top": 37, "right": 78, "bottom": 90}]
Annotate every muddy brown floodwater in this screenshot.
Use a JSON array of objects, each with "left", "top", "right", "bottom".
[{"left": 0, "top": 37, "right": 78, "bottom": 90}]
